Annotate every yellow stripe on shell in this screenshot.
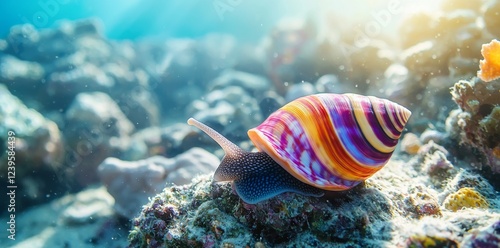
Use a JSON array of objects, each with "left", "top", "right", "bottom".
[
  {"left": 396, "top": 105, "right": 406, "bottom": 132},
  {"left": 346, "top": 94, "right": 396, "bottom": 153},
  {"left": 279, "top": 95, "right": 381, "bottom": 182},
  {"left": 369, "top": 96, "right": 400, "bottom": 140},
  {"left": 385, "top": 99, "right": 404, "bottom": 133},
  {"left": 248, "top": 127, "right": 352, "bottom": 191},
  {"left": 400, "top": 105, "right": 412, "bottom": 123},
  {"left": 279, "top": 96, "right": 340, "bottom": 179}
]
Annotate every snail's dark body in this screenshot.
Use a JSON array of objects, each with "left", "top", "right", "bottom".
[{"left": 219, "top": 151, "right": 323, "bottom": 203}]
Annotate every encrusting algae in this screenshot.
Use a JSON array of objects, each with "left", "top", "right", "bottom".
[
  {"left": 405, "top": 234, "right": 459, "bottom": 248},
  {"left": 443, "top": 187, "right": 489, "bottom": 212},
  {"left": 477, "top": 39, "right": 500, "bottom": 82},
  {"left": 128, "top": 157, "right": 500, "bottom": 247}
]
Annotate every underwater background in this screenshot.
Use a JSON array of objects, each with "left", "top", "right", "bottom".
[{"left": 0, "top": 0, "right": 500, "bottom": 247}]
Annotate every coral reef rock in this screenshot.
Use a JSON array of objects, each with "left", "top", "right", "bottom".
[
  {"left": 0, "top": 185, "right": 128, "bottom": 248},
  {"left": 151, "top": 35, "right": 240, "bottom": 116},
  {"left": 0, "top": 84, "right": 64, "bottom": 209},
  {"left": 124, "top": 123, "right": 202, "bottom": 161},
  {"left": 208, "top": 69, "right": 270, "bottom": 96},
  {"left": 284, "top": 81, "right": 317, "bottom": 102},
  {"left": 3, "top": 18, "right": 160, "bottom": 130},
  {"left": 483, "top": 0, "right": 500, "bottom": 37},
  {"left": 129, "top": 154, "right": 500, "bottom": 247},
  {"left": 393, "top": 1, "right": 495, "bottom": 122},
  {"left": 461, "top": 220, "right": 500, "bottom": 248},
  {"left": 64, "top": 91, "right": 134, "bottom": 186},
  {"left": 0, "top": 84, "right": 63, "bottom": 171},
  {"left": 188, "top": 85, "right": 263, "bottom": 141},
  {"left": 400, "top": 133, "right": 422, "bottom": 155},
  {"left": 0, "top": 55, "right": 45, "bottom": 85},
  {"left": 98, "top": 148, "right": 219, "bottom": 218},
  {"left": 449, "top": 78, "right": 500, "bottom": 173}
]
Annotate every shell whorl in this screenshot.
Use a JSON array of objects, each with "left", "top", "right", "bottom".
[{"left": 247, "top": 93, "right": 411, "bottom": 191}]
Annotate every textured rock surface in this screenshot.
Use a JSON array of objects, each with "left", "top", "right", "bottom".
[
  {"left": 150, "top": 35, "right": 241, "bottom": 117},
  {"left": 3, "top": 18, "right": 160, "bottom": 130},
  {"left": 461, "top": 220, "right": 500, "bottom": 247},
  {"left": 123, "top": 123, "right": 203, "bottom": 160},
  {"left": 448, "top": 78, "right": 500, "bottom": 173},
  {"left": 0, "top": 85, "right": 63, "bottom": 171},
  {"left": 0, "top": 185, "right": 127, "bottom": 248},
  {"left": 64, "top": 91, "right": 134, "bottom": 186},
  {"left": 188, "top": 85, "right": 263, "bottom": 141},
  {"left": 208, "top": 69, "right": 270, "bottom": 96},
  {"left": 98, "top": 148, "right": 219, "bottom": 218},
  {"left": 285, "top": 81, "right": 317, "bottom": 102},
  {"left": 0, "top": 55, "right": 45, "bottom": 85},
  {"left": 129, "top": 153, "right": 500, "bottom": 247},
  {"left": 388, "top": 2, "right": 495, "bottom": 123},
  {"left": 0, "top": 84, "right": 64, "bottom": 209},
  {"left": 484, "top": 0, "right": 500, "bottom": 37}
]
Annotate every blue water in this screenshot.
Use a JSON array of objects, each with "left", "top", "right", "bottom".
[
  {"left": 0, "top": 0, "right": 419, "bottom": 41},
  {"left": 0, "top": 0, "right": 314, "bottom": 40}
]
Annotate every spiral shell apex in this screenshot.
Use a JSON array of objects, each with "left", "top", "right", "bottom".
[{"left": 247, "top": 93, "right": 412, "bottom": 191}]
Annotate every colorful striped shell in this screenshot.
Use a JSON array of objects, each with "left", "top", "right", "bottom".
[{"left": 247, "top": 93, "right": 411, "bottom": 191}]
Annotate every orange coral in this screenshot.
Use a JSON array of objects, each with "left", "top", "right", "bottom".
[{"left": 478, "top": 39, "right": 500, "bottom": 82}]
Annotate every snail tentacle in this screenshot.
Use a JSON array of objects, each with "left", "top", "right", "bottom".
[
  {"left": 188, "top": 117, "right": 245, "bottom": 181},
  {"left": 188, "top": 118, "right": 243, "bottom": 157}
]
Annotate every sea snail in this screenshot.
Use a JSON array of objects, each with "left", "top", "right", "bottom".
[{"left": 187, "top": 93, "right": 411, "bottom": 204}]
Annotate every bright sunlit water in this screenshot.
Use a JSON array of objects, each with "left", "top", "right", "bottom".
[{"left": 0, "top": 0, "right": 438, "bottom": 41}]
